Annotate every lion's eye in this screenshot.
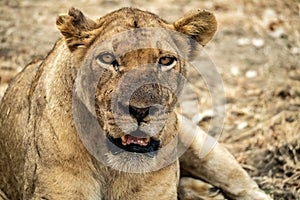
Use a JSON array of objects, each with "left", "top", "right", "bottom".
[
  {"left": 158, "top": 56, "right": 177, "bottom": 71},
  {"left": 96, "top": 52, "right": 119, "bottom": 71},
  {"left": 96, "top": 52, "right": 116, "bottom": 65}
]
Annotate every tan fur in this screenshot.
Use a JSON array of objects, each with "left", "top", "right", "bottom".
[{"left": 0, "top": 7, "right": 270, "bottom": 200}]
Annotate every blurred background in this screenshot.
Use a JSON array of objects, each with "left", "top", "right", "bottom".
[{"left": 0, "top": 0, "right": 299, "bottom": 199}]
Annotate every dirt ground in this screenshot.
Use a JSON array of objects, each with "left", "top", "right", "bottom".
[{"left": 0, "top": 0, "right": 299, "bottom": 199}]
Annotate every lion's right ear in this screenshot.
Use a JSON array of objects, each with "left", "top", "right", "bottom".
[{"left": 56, "top": 8, "right": 97, "bottom": 52}]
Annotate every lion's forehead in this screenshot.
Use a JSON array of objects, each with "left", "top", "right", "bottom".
[
  {"left": 96, "top": 7, "right": 168, "bottom": 30},
  {"left": 91, "top": 8, "right": 180, "bottom": 55},
  {"left": 92, "top": 28, "right": 179, "bottom": 56}
]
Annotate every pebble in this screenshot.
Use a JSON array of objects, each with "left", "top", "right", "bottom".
[
  {"left": 237, "top": 38, "right": 265, "bottom": 48},
  {"left": 237, "top": 38, "right": 251, "bottom": 46},
  {"left": 291, "top": 47, "right": 300, "bottom": 55},
  {"left": 269, "top": 27, "right": 285, "bottom": 38},
  {"left": 230, "top": 66, "right": 240, "bottom": 76},
  {"left": 237, "top": 121, "right": 248, "bottom": 130},
  {"left": 252, "top": 38, "right": 265, "bottom": 48},
  {"left": 245, "top": 70, "right": 257, "bottom": 78},
  {"left": 263, "top": 8, "right": 277, "bottom": 21}
]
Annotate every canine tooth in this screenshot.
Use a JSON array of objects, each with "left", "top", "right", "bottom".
[
  {"left": 143, "top": 136, "right": 150, "bottom": 144},
  {"left": 121, "top": 135, "right": 127, "bottom": 145}
]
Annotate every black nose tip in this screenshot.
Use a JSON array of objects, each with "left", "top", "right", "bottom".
[{"left": 129, "top": 105, "right": 150, "bottom": 125}]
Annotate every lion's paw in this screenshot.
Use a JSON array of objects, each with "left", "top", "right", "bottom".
[{"left": 178, "top": 177, "right": 226, "bottom": 200}]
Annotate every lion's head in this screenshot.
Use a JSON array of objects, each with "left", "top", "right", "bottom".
[{"left": 56, "top": 7, "right": 217, "bottom": 172}]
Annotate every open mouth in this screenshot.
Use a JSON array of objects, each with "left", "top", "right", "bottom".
[{"left": 106, "top": 133, "right": 160, "bottom": 158}]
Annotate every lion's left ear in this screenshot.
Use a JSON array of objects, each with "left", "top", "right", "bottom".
[
  {"left": 174, "top": 10, "right": 217, "bottom": 46},
  {"left": 56, "top": 7, "right": 97, "bottom": 52}
]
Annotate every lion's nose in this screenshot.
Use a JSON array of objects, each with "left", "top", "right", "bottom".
[{"left": 129, "top": 105, "right": 150, "bottom": 126}]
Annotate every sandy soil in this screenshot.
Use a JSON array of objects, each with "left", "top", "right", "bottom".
[{"left": 0, "top": 0, "right": 299, "bottom": 199}]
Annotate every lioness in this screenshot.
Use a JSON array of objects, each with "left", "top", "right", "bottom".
[{"left": 0, "top": 7, "right": 270, "bottom": 200}]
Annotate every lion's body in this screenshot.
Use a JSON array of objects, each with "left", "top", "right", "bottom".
[
  {"left": 0, "top": 7, "right": 270, "bottom": 200},
  {"left": 0, "top": 40, "right": 179, "bottom": 199}
]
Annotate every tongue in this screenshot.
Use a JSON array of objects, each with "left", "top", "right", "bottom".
[{"left": 122, "top": 135, "right": 149, "bottom": 146}]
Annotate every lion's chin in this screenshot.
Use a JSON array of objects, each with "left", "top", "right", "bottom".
[{"left": 106, "top": 134, "right": 160, "bottom": 158}]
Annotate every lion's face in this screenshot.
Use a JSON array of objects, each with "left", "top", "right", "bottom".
[
  {"left": 57, "top": 7, "right": 217, "bottom": 172},
  {"left": 88, "top": 24, "right": 186, "bottom": 172}
]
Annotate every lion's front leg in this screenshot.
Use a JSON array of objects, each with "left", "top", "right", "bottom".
[{"left": 178, "top": 115, "right": 271, "bottom": 200}]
